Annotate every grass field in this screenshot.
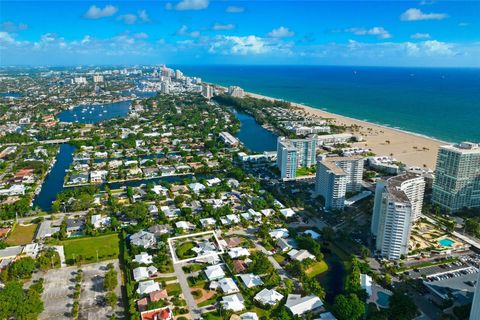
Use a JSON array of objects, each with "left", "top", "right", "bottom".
[
  {"left": 176, "top": 241, "right": 195, "bottom": 259},
  {"left": 306, "top": 260, "right": 329, "bottom": 278},
  {"left": 165, "top": 282, "right": 182, "bottom": 296},
  {"left": 61, "top": 234, "right": 119, "bottom": 265},
  {"left": 6, "top": 224, "right": 37, "bottom": 245}
]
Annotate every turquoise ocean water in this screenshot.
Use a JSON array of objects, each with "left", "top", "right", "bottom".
[{"left": 177, "top": 65, "right": 480, "bottom": 143}]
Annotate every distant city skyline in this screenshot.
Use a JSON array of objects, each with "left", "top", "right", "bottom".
[{"left": 1, "top": 0, "right": 479, "bottom": 67}]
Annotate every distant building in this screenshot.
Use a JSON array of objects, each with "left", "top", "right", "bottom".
[
  {"left": 315, "top": 155, "right": 364, "bottom": 210},
  {"left": 219, "top": 131, "right": 239, "bottom": 147},
  {"left": 371, "top": 172, "right": 425, "bottom": 260},
  {"left": 228, "top": 86, "right": 244, "bottom": 98},
  {"left": 74, "top": 76, "right": 87, "bottom": 84},
  {"left": 202, "top": 84, "right": 213, "bottom": 99},
  {"left": 277, "top": 136, "right": 317, "bottom": 180},
  {"left": 93, "top": 75, "right": 104, "bottom": 82},
  {"left": 432, "top": 142, "right": 480, "bottom": 213},
  {"left": 160, "top": 82, "right": 169, "bottom": 94}
]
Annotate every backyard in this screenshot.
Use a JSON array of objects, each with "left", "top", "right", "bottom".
[
  {"left": 61, "top": 233, "right": 120, "bottom": 265},
  {"left": 6, "top": 223, "right": 37, "bottom": 245}
]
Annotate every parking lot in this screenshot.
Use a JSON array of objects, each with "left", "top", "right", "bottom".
[
  {"left": 35, "top": 260, "right": 124, "bottom": 320},
  {"left": 79, "top": 260, "right": 124, "bottom": 320},
  {"left": 37, "top": 267, "right": 76, "bottom": 320}
]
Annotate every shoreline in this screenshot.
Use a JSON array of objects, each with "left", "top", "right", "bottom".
[{"left": 212, "top": 84, "right": 444, "bottom": 169}]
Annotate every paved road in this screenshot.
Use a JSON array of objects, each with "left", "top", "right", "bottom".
[
  {"left": 173, "top": 263, "right": 202, "bottom": 320},
  {"left": 7, "top": 210, "right": 89, "bottom": 224}
]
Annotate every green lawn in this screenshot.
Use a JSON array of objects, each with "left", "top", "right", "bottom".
[
  {"left": 61, "top": 234, "right": 119, "bottom": 265},
  {"left": 6, "top": 224, "right": 37, "bottom": 245},
  {"left": 166, "top": 283, "right": 182, "bottom": 296},
  {"left": 273, "top": 253, "right": 286, "bottom": 264},
  {"left": 176, "top": 241, "right": 195, "bottom": 259},
  {"left": 197, "top": 294, "right": 220, "bottom": 307},
  {"left": 201, "top": 311, "right": 222, "bottom": 320},
  {"left": 306, "top": 260, "right": 329, "bottom": 278}
]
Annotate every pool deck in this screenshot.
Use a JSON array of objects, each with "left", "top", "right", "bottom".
[{"left": 368, "top": 284, "right": 393, "bottom": 309}]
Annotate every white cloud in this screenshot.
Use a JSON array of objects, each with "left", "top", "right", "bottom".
[
  {"left": 83, "top": 5, "right": 118, "bottom": 19},
  {"left": 117, "top": 10, "right": 150, "bottom": 25},
  {"left": 0, "top": 31, "right": 15, "bottom": 44},
  {"left": 166, "top": 0, "right": 209, "bottom": 11},
  {"left": 458, "top": 22, "right": 469, "bottom": 27},
  {"left": 411, "top": 32, "right": 431, "bottom": 39},
  {"left": 423, "top": 40, "right": 454, "bottom": 55},
  {"left": 133, "top": 32, "right": 149, "bottom": 39},
  {"left": 400, "top": 8, "right": 447, "bottom": 21},
  {"left": 210, "top": 35, "right": 268, "bottom": 55},
  {"left": 345, "top": 27, "right": 392, "bottom": 39},
  {"left": 212, "top": 23, "right": 235, "bottom": 31},
  {"left": 138, "top": 10, "right": 150, "bottom": 22},
  {"left": 267, "top": 26, "right": 294, "bottom": 38},
  {"left": 1, "top": 21, "right": 28, "bottom": 32},
  {"left": 175, "top": 25, "right": 200, "bottom": 37},
  {"left": 118, "top": 14, "right": 137, "bottom": 25},
  {"left": 226, "top": 6, "right": 244, "bottom": 13}
]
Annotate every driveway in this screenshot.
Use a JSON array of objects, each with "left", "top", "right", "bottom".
[{"left": 173, "top": 263, "right": 202, "bottom": 320}]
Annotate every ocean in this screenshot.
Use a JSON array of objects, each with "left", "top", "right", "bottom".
[{"left": 176, "top": 65, "right": 480, "bottom": 143}]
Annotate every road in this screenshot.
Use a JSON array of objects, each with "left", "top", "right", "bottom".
[
  {"left": 8, "top": 210, "right": 89, "bottom": 224},
  {"left": 173, "top": 263, "right": 202, "bottom": 320}
]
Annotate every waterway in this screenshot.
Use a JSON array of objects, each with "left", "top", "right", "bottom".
[
  {"left": 57, "top": 100, "right": 132, "bottom": 124},
  {"left": 234, "top": 111, "right": 277, "bottom": 152},
  {"left": 318, "top": 253, "right": 346, "bottom": 304},
  {"left": 33, "top": 106, "right": 277, "bottom": 212}
]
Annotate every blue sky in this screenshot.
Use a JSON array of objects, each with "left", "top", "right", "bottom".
[{"left": 1, "top": 0, "right": 479, "bottom": 66}]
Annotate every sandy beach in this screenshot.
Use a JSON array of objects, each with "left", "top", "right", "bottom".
[{"left": 245, "top": 92, "right": 444, "bottom": 170}]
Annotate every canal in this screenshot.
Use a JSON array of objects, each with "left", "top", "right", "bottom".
[{"left": 33, "top": 105, "right": 279, "bottom": 212}]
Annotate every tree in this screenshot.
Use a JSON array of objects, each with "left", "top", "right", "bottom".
[
  {"left": 104, "top": 268, "right": 118, "bottom": 292},
  {"left": 106, "top": 291, "right": 117, "bottom": 309},
  {"left": 388, "top": 290, "right": 418, "bottom": 320},
  {"left": 8, "top": 257, "right": 36, "bottom": 280},
  {"left": 332, "top": 294, "right": 365, "bottom": 320}
]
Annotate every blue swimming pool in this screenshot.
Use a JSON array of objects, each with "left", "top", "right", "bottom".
[
  {"left": 377, "top": 291, "right": 390, "bottom": 308},
  {"left": 439, "top": 238, "right": 455, "bottom": 247}
]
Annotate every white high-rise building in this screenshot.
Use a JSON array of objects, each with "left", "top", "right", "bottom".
[
  {"left": 160, "top": 82, "right": 170, "bottom": 94},
  {"left": 277, "top": 137, "right": 317, "bottom": 180},
  {"left": 74, "top": 76, "right": 87, "bottom": 84},
  {"left": 372, "top": 172, "right": 425, "bottom": 260},
  {"left": 93, "top": 75, "right": 104, "bottom": 83},
  {"left": 432, "top": 142, "right": 480, "bottom": 213},
  {"left": 315, "top": 155, "right": 364, "bottom": 210},
  {"left": 228, "top": 86, "right": 245, "bottom": 98},
  {"left": 175, "top": 69, "right": 184, "bottom": 80},
  {"left": 202, "top": 85, "right": 213, "bottom": 99}
]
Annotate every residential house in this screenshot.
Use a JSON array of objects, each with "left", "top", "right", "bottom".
[
  {"left": 91, "top": 214, "right": 111, "bottom": 229},
  {"left": 277, "top": 238, "right": 292, "bottom": 252},
  {"left": 135, "top": 252, "right": 153, "bottom": 265},
  {"left": 148, "top": 224, "right": 171, "bottom": 237},
  {"left": 140, "top": 307, "right": 173, "bottom": 320},
  {"left": 360, "top": 274, "right": 373, "bottom": 297},
  {"left": 288, "top": 249, "right": 315, "bottom": 262},
  {"left": 221, "top": 293, "right": 245, "bottom": 312},
  {"left": 137, "top": 280, "right": 161, "bottom": 295},
  {"left": 130, "top": 231, "right": 157, "bottom": 249},
  {"left": 205, "top": 264, "right": 225, "bottom": 281},
  {"left": 285, "top": 294, "right": 323, "bottom": 316},
  {"left": 228, "top": 247, "right": 250, "bottom": 259},
  {"left": 148, "top": 204, "right": 159, "bottom": 216},
  {"left": 269, "top": 228, "right": 289, "bottom": 239},
  {"left": 280, "top": 208, "right": 296, "bottom": 218},
  {"left": 240, "top": 312, "right": 259, "bottom": 320},
  {"left": 211, "top": 277, "right": 239, "bottom": 294},
  {"left": 188, "top": 182, "right": 206, "bottom": 194},
  {"left": 254, "top": 288, "right": 284, "bottom": 306},
  {"left": 238, "top": 274, "right": 264, "bottom": 288}
]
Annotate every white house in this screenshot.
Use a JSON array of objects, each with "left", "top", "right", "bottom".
[
  {"left": 152, "top": 185, "right": 168, "bottom": 195},
  {"left": 228, "top": 247, "right": 250, "bottom": 259},
  {"left": 200, "top": 218, "right": 216, "bottom": 228},
  {"left": 189, "top": 182, "right": 206, "bottom": 194},
  {"left": 221, "top": 214, "right": 240, "bottom": 225},
  {"left": 136, "top": 280, "right": 160, "bottom": 295},
  {"left": 240, "top": 312, "right": 259, "bottom": 320},
  {"left": 206, "top": 177, "right": 221, "bottom": 187},
  {"left": 216, "top": 277, "right": 239, "bottom": 294},
  {"left": 360, "top": 273, "right": 373, "bottom": 297},
  {"left": 133, "top": 267, "right": 149, "bottom": 281},
  {"left": 254, "top": 288, "right": 284, "bottom": 306},
  {"left": 280, "top": 208, "right": 296, "bottom": 218},
  {"left": 260, "top": 209, "right": 274, "bottom": 217},
  {"left": 288, "top": 249, "right": 315, "bottom": 262},
  {"left": 134, "top": 252, "right": 153, "bottom": 265},
  {"left": 221, "top": 293, "right": 245, "bottom": 312},
  {"left": 269, "top": 228, "right": 289, "bottom": 239},
  {"left": 205, "top": 264, "right": 225, "bottom": 281},
  {"left": 238, "top": 274, "right": 264, "bottom": 288},
  {"left": 285, "top": 294, "right": 323, "bottom": 316},
  {"left": 130, "top": 230, "right": 157, "bottom": 249},
  {"left": 91, "top": 214, "right": 111, "bottom": 229},
  {"left": 175, "top": 221, "right": 194, "bottom": 230}
]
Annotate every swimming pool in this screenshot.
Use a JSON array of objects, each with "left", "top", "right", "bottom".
[
  {"left": 439, "top": 238, "right": 455, "bottom": 247},
  {"left": 376, "top": 291, "right": 390, "bottom": 308}
]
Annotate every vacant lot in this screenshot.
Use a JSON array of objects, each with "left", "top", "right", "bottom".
[
  {"left": 6, "top": 223, "right": 37, "bottom": 245},
  {"left": 61, "top": 234, "right": 119, "bottom": 265},
  {"left": 306, "top": 260, "right": 329, "bottom": 278}
]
